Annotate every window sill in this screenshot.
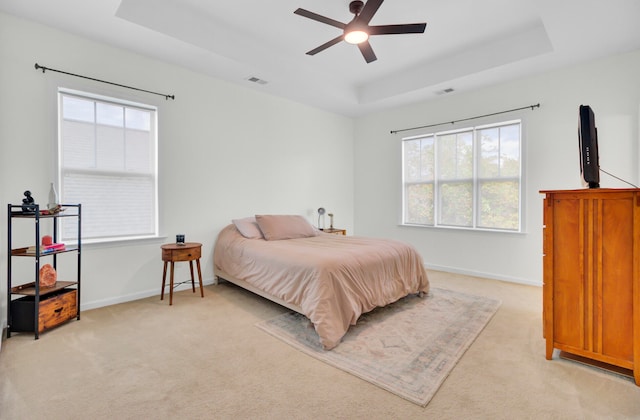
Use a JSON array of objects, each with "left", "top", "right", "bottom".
[
  {"left": 68, "top": 236, "right": 168, "bottom": 250},
  {"left": 399, "top": 223, "right": 526, "bottom": 235}
]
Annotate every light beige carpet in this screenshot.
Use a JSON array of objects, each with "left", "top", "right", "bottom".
[
  {"left": 1, "top": 270, "right": 639, "bottom": 419},
  {"left": 256, "top": 288, "right": 501, "bottom": 406}
]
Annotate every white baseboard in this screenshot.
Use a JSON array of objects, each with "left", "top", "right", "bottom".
[
  {"left": 0, "top": 280, "right": 216, "bottom": 345},
  {"left": 81, "top": 277, "right": 217, "bottom": 311},
  {"left": 425, "top": 263, "right": 541, "bottom": 287},
  {"left": 3, "top": 267, "right": 539, "bottom": 330}
]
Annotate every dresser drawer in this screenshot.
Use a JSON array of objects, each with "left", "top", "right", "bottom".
[
  {"left": 163, "top": 246, "right": 201, "bottom": 261},
  {"left": 11, "top": 289, "right": 78, "bottom": 333}
]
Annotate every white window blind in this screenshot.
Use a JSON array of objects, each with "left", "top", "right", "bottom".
[
  {"left": 402, "top": 119, "right": 522, "bottom": 232},
  {"left": 58, "top": 89, "right": 158, "bottom": 242}
]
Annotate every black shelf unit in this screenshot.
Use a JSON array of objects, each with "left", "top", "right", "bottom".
[{"left": 6, "top": 203, "right": 81, "bottom": 339}]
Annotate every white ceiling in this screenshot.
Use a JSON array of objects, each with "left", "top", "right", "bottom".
[{"left": 2, "top": 0, "right": 640, "bottom": 117}]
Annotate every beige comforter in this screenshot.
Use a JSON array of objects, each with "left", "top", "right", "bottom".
[{"left": 213, "top": 224, "right": 430, "bottom": 349}]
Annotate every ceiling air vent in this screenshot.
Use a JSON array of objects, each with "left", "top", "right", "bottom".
[
  {"left": 435, "top": 88, "right": 455, "bottom": 95},
  {"left": 246, "top": 76, "right": 268, "bottom": 85}
]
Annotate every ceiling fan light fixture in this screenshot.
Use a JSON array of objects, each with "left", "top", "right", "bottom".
[
  {"left": 295, "top": 0, "right": 427, "bottom": 62},
  {"left": 344, "top": 29, "right": 369, "bottom": 44}
]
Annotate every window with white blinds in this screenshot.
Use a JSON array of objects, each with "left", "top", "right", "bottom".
[{"left": 58, "top": 89, "right": 158, "bottom": 242}]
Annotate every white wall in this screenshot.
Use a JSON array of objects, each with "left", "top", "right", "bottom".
[
  {"left": 2, "top": 11, "right": 640, "bottom": 334},
  {"left": 354, "top": 49, "right": 640, "bottom": 285},
  {"left": 0, "top": 12, "right": 355, "bottom": 328}
]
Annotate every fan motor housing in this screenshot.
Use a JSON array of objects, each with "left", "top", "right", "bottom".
[{"left": 349, "top": 1, "right": 364, "bottom": 15}]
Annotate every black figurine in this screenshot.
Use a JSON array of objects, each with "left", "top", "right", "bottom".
[{"left": 21, "top": 190, "right": 36, "bottom": 213}]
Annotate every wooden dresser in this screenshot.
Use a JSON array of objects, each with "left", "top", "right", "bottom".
[{"left": 541, "top": 188, "right": 640, "bottom": 385}]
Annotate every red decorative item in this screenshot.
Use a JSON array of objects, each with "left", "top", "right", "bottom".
[
  {"left": 39, "top": 264, "right": 57, "bottom": 288},
  {"left": 42, "top": 235, "right": 53, "bottom": 246}
]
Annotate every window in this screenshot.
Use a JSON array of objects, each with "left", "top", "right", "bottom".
[
  {"left": 58, "top": 89, "right": 158, "bottom": 242},
  {"left": 402, "top": 120, "right": 522, "bottom": 232}
]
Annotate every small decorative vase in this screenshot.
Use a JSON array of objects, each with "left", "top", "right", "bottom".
[{"left": 48, "top": 182, "right": 58, "bottom": 210}]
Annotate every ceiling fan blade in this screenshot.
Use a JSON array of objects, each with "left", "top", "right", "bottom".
[
  {"left": 369, "top": 23, "right": 427, "bottom": 35},
  {"left": 358, "top": 40, "right": 377, "bottom": 63},
  {"left": 357, "top": 0, "right": 384, "bottom": 25},
  {"left": 294, "top": 8, "right": 346, "bottom": 29},
  {"left": 306, "top": 35, "right": 345, "bottom": 56}
]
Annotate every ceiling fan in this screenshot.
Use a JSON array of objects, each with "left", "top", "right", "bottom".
[{"left": 294, "top": 0, "right": 427, "bottom": 63}]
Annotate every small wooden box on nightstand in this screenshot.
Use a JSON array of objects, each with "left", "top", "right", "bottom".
[{"left": 321, "top": 228, "right": 346, "bottom": 235}]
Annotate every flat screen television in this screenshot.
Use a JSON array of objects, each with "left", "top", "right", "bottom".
[{"left": 579, "top": 104, "right": 600, "bottom": 188}]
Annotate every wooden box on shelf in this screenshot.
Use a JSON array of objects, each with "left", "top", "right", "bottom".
[{"left": 10, "top": 288, "right": 78, "bottom": 333}]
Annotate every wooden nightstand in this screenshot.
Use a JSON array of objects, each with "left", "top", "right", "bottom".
[
  {"left": 321, "top": 228, "right": 346, "bottom": 235},
  {"left": 161, "top": 242, "right": 204, "bottom": 305}
]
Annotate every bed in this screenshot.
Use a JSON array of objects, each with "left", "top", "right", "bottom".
[{"left": 213, "top": 215, "right": 430, "bottom": 350}]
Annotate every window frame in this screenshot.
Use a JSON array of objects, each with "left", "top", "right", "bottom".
[
  {"left": 401, "top": 118, "right": 524, "bottom": 233},
  {"left": 57, "top": 87, "right": 159, "bottom": 244}
]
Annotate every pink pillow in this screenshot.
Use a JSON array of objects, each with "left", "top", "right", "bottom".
[
  {"left": 255, "top": 215, "right": 318, "bottom": 241},
  {"left": 232, "top": 217, "right": 264, "bottom": 239}
]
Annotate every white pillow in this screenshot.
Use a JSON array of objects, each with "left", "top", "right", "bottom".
[
  {"left": 232, "top": 217, "right": 264, "bottom": 239},
  {"left": 254, "top": 214, "right": 318, "bottom": 241}
]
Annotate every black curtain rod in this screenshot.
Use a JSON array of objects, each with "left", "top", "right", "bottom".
[
  {"left": 390, "top": 103, "right": 540, "bottom": 134},
  {"left": 34, "top": 63, "right": 175, "bottom": 100}
]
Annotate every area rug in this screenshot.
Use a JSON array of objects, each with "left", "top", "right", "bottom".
[{"left": 256, "top": 287, "right": 501, "bottom": 406}]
